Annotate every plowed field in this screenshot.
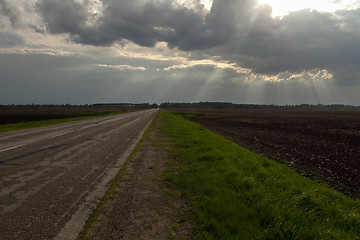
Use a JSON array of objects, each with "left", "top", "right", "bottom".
[
  {"left": 0, "top": 106, "right": 124, "bottom": 124},
  {"left": 184, "top": 109, "right": 360, "bottom": 197}
]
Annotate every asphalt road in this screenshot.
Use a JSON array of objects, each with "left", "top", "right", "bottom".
[{"left": 0, "top": 109, "right": 158, "bottom": 240}]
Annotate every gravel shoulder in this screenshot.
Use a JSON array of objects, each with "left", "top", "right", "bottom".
[{"left": 83, "top": 117, "right": 194, "bottom": 239}]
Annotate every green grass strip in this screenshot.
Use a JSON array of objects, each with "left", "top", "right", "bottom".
[
  {"left": 0, "top": 111, "right": 133, "bottom": 133},
  {"left": 159, "top": 111, "right": 360, "bottom": 240}
]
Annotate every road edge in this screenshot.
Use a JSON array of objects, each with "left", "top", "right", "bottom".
[{"left": 54, "top": 115, "right": 155, "bottom": 240}]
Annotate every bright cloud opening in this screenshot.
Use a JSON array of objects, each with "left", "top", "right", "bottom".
[{"left": 257, "top": 0, "right": 360, "bottom": 17}]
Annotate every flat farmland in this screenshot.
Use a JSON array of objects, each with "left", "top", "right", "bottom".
[
  {"left": 181, "top": 109, "right": 360, "bottom": 197},
  {"left": 0, "top": 106, "right": 127, "bottom": 125}
]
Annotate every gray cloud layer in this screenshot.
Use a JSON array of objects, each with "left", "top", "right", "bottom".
[
  {"left": 35, "top": 0, "right": 260, "bottom": 49},
  {"left": 32, "top": 0, "right": 360, "bottom": 86},
  {"left": 4, "top": 51, "right": 350, "bottom": 105},
  {"left": 1, "top": 0, "right": 360, "bottom": 105}
]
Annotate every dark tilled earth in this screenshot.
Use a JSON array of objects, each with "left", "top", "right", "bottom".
[
  {"left": 0, "top": 107, "right": 124, "bottom": 124},
  {"left": 187, "top": 110, "right": 360, "bottom": 197}
]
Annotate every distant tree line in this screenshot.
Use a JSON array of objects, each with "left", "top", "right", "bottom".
[
  {"left": 93, "top": 103, "right": 158, "bottom": 109},
  {"left": 1, "top": 102, "right": 359, "bottom": 111},
  {"left": 0, "top": 103, "right": 159, "bottom": 109},
  {"left": 159, "top": 102, "right": 360, "bottom": 111}
]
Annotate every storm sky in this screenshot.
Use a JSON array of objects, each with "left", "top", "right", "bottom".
[{"left": 1, "top": 0, "right": 360, "bottom": 105}]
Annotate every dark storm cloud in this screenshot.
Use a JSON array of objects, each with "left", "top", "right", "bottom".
[
  {"left": 34, "top": 0, "right": 360, "bottom": 85},
  {"left": 0, "top": 0, "right": 21, "bottom": 27},
  {"left": 36, "top": 0, "right": 211, "bottom": 49},
  {"left": 35, "top": 0, "right": 261, "bottom": 50},
  {"left": 35, "top": 0, "right": 90, "bottom": 36},
  {"left": 233, "top": 8, "right": 360, "bottom": 85},
  {"left": 100, "top": 0, "right": 208, "bottom": 49},
  {"left": 205, "top": 4, "right": 360, "bottom": 86}
]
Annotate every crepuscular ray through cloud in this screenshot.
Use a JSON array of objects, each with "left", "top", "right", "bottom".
[{"left": 0, "top": 0, "right": 360, "bottom": 104}]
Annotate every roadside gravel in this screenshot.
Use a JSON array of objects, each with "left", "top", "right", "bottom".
[{"left": 83, "top": 117, "right": 194, "bottom": 239}]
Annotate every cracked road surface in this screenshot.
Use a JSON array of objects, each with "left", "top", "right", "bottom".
[{"left": 0, "top": 109, "right": 158, "bottom": 240}]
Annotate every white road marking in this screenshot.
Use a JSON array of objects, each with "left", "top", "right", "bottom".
[
  {"left": 51, "top": 130, "right": 75, "bottom": 138},
  {"left": 0, "top": 112, "right": 147, "bottom": 153},
  {"left": 0, "top": 144, "right": 24, "bottom": 153}
]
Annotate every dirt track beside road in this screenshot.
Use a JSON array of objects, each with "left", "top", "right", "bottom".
[{"left": 84, "top": 117, "right": 194, "bottom": 240}]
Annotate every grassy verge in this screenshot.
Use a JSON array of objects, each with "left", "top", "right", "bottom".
[
  {"left": 0, "top": 111, "right": 133, "bottom": 132},
  {"left": 159, "top": 111, "right": 360, "bottom": 239}
]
